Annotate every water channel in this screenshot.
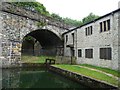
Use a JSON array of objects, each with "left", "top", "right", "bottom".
[{"left": 2, "top": 68, "right": 89, "bottom": 89}]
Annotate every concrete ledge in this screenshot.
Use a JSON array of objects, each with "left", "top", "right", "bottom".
[
  {"left": 48, "top": 65, "right": 119, "bottom": 89},
  {"left": 1, "top": 63, "right": 46, "bottom": 69}
]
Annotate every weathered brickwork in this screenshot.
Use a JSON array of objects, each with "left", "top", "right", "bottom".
[
  {"left": 64, "top": 9, "right": 120, "bottom": 70},
  {"left": 0, "top": 2, "right": 68, "bottom": 68}
]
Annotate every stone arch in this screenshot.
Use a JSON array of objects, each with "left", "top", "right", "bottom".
[
  {"left": 21, "top": 26, "right": 63, "bottom": 42},
  {"left": 21, "top": 29, "right": 63, "bottom": 56}
]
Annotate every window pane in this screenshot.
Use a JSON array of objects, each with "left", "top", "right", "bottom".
[
  {"left": 90, "top": 26, "right": 93, "bottom": 34},
  {"left": 85, "top": 49, "right": 87, "bottom": 58},
  {"left": 100, "top": 22, "right": 102, "bottom": 32},
  {"left": 88, "top": 27, "right": 90, "bottom": 35},
  {"left": 72, "top": 33, "right": 74, "bottom": 44},
  {"left": 100, "top": 48, "right": 112, "bottom": 60},
  {"left": 91, "top": 49, "right": 93, "bottom": 58},
  {"left": 85, "top": 28, "right": 87, "bottom": 36},
  {"left": 85, "top": 49, "right": 93, "bottom": 58},
  {"left": 104, "top": 21, "right": 106, "bottom": 31},
  {"left": 78, "top": 49, "right": 82, "bottom": 57},
  {"left": 107, "top": 48, "right": 112, "bottom": 60},
  {"left": 100, "top": 48, "right": 103, "bottom": 59},
  {"left": 107, "top": 19, "right": 110, "bottom": 30}
]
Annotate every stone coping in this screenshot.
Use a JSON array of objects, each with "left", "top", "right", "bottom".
[
  {"left": 1, "top": 2, "right": 72, "bottom": 30},
  {"left": 49, "top": 65, "right": 119, "bottom": 89}
]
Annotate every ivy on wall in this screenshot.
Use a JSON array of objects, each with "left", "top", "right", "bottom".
[
  {"left": 23, "top": 36, "right": 34, "bottom": 42},
  {"left": 36, "top": 22, "right": 47, "bottom": 27}
]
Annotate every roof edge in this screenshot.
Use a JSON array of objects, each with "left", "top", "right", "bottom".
[{"left": 62, "top": 8, "right": 120, "bottom": 35}]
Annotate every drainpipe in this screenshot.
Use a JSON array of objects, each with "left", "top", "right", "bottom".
[
  {"left": 70, "top": 47, "right": 73, "bottom": 65},
  {"left": 75, "top": 29, "right": 77, "bottom": 64}
]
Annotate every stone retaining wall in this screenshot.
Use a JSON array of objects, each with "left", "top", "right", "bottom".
[
  {"left": 1, "top": 63, "right": 46, "bottom": 69},
  {"left": 49, "top": 65, "right": 118, "bottom": 89},
  {"left": 55, "top": 56, "right": 76, "bottom": 64}
]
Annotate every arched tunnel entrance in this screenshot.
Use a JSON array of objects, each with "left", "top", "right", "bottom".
[{"left": 22, "top": 29, "right": 63, "bottom": 57}]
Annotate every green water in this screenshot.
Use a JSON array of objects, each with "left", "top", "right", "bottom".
[{"left": 2, "top": 68, "right": 89, "bottom": 89}]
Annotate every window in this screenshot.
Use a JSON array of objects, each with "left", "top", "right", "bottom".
[
  {"left": 85, "top": 28, "right": 88, "bottom": 36},
  {"left": 71, "top": 49, "right": 75, "bottom": 56},
  {"left": 100, "top": 22, "right": 102, "bottom": 32},
  {"left": 72, "top": 33, "right": 74, "bottom": 45},
  {"left": 100, "top": 19, "right": 110, "bottom": 32},
  {"left": 78, "top": 49, "right": 82, "bottom": 57},
  {"left": 100, "top": 48, "right": 112, "bottom": 60},
  {"left": 107, "top": 19, "right": 110, "bottom": 30},
  {"left": 85, "top": 49, "right": 93, "bottom": 58},
  {"left": 88, "top": 27, "right": 90, "bottom": 35},
  {"left": 85, "top": 26, "right": 93, "bottom": 36},
  {"left": 90, "top": 26, "right": 93, "bottom": 34},
  {"left": 66, "top": 35, "right": 68, "bottom": 42},
  {"left": 103, "top": 21, "right": 106, "bottom": 31}
]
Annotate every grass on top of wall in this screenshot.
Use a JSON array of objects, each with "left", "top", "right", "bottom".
[
  {"left": 53, "top": 65, "right": 119, "bottom": 86},
  {"left": 21, "top": 55, "right": 55, "bottom": 63},
  {"left": 79, "top": 64, "right": 120, "bottom": 78}
]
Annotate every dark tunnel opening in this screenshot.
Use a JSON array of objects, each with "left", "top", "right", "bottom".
[{"left": 22, "top": 29, "right": 63, "bottom": 56}]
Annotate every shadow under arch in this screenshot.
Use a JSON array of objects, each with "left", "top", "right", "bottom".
[{"left": 21, "top": 29, "right": 63, "bottom": 56}]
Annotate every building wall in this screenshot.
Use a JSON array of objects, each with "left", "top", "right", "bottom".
[
  {"left": 64, "top": 11, "right": 119, "bottom": 70},
  {"left": 118, "top": 10, "right": 120, "bottom": 71},
  {"left": 64, "top": 30, "right": 76, "bottom": 56},
  {"left": 0, "top": 10, "right": 2, "bottom": 68}
]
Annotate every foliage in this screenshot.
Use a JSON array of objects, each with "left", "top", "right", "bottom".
[
  {"left": 36, "top": 22, "right": 47, "bottom": 27},
  {"left": 63, "top": 17, "right": 83, "bottom": 27},
  {"left": 23, "top": 36, "right": 34, "bottom": 41},
  {"left": 51, "top": 13, "right": 82, "bottom": 26},
  {"left": 82, "top": 13, "right": 99, "bottom": 24},
  {"left": 53, "top": 65, "right": 119, "bottom": 86},
  {"left": 50, "top": 13, "right": 99, "bottom": 27},
  {"left": 51, "top": 13, "right": 63, "bottom": 21},
  {"left": 10, "top": 1, "right": 50, "bottom": 16},
  {"left": 9, "top": 1, "right": 99, "bottom": 27}
]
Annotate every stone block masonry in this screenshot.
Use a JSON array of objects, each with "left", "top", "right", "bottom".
[
  {"left": 63, "top": 8, "right": 120, "bottom": 70},
  {"left": 0, "top": 2, "right": 2, "bottom": 89},
  {"left": 0, "top": 2, "right": 69, "bottom": 68}
]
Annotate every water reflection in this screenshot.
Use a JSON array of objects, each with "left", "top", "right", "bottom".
[{"left": 2, "top": 68, "right": 89, "bottom": 89}]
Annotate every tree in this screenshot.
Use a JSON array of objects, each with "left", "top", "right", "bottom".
[
  {"left": 63, "top": 17, "right": 82, "bottom": 27},
  {"left": 82, "top": 13, "right": 99, "bottom": 24},
  {"left": 9, "top": 1, "right": 99, "bottom": 27},
  {"left": 51, "top": 13, "right": 63, "bottom": 21}
]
